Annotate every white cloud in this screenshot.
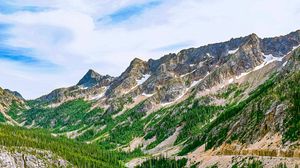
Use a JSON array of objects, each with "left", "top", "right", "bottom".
[{"left": 0, "top": 0, "right": 300, "bottom": 99}]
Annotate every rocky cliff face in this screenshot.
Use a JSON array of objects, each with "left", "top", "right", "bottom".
[{"left": 0, "top": 146, "right": 70, "bottom": 168}]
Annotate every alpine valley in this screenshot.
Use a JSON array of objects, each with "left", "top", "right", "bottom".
[{"left": 0, "top": 30, "right": 300, "bottom": 168}]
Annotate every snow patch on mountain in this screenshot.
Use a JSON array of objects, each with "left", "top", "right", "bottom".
[
  {"left": 162, "top": 72, "right": 210, "bottom": 107},
  {"left": 79, "top": 86, "right": 89, "bottom": 90},
  {"left": 180, "top": 69, "right": 197, "bottom": 77},
  {"left": 189, "top": 72, "right": 210, "bottom": 88},
  {"left": 89, "top": 87, "right": 108, "bottom": 100},
  {"left": 161, "top": 92, "right": 186, "bottom": 107},
  {"left": 263, "top": 54, "right": 283, "bottom": 63},
  {"left": 137, "top": 74, "right": 151, "bottom": 85},
  {"left": 142, "top": 93, "right": 154, "bottom": 97},
  {"left": 237, "top": 54, "right": 284, "bottom": 79},
  {"left": 282, "top": 61, "right": 288, "bottom": 67},
  {"left": 228, "top": 48, "right": 239, "bottom": 54},
  {"left": 293, "top": 44, "right": 300, "bottom": 50}
]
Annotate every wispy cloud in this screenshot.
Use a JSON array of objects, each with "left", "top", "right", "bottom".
[{"left": 0, "top": 22, "right": 59, "bottom": 70}]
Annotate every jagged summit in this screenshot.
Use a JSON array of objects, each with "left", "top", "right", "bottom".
[
  {"left": 31, "top": 29, "right": 300, "bottom": 107},
  {"left": 125, "top": 58, "right": 148, "bottom": 74},
  {"left": 77, "top": 69, "right": 101, "bottom": 86},
  {"left": 130, "top": 57, "right": 144, "bottom": 64},
  {"left": 245, "top": 33, "right": 260, "bottom": 43},
  {"left": 77, "top": 69, "right": 114, "bottom": 88},
  {"left": 105, "top": 57, "right": 149, "bottom": 98}
]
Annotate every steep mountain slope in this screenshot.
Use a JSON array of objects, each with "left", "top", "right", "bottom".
[
  {"left": 1, "top": 30, "right": 300, "bottom": 167},
  {"left": 128, "top": 47, "right": 300, "bottom": 167},
  {"left": 0, "top": 87, "right": 25, "bottom": 125},
  {"left": 184, "top": 47, "right": 300, "bottom": 167}
]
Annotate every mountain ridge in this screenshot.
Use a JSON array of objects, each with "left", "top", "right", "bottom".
[{"left": 32, "top": 29, "right": 300, "bottom": 106}]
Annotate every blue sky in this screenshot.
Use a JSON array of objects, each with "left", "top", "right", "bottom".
[
  {"left": 0, "top": 47, "right": 39, "bottom": 64},
  {"left": 102, "top": 0, "right": 162, "bottom": 24},
  {"left": 0, "top": 0, "right": 300, "bottom": 99},
  {"left": 0, "top": 1, "right": 51, "bottom": 14}
]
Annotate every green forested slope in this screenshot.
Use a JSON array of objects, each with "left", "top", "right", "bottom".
[{"left": 0, "top": 124, "right": 124, "bottom": 168}]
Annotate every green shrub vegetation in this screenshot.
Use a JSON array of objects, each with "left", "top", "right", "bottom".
[
  {"left": 274, "top": 163, "right": 288, "bottom": 168},
  {"left": 0, "top": 113, "right": 5, "bottom": 122},
  {"left": 7, "top": 100, "right": 23, "bottom": 120},
  {"left": 145, "top": 96, "right": 222, "bottom": 150},
  {"left": 15, "top": 99, "right": 106, "bottom": 134},
  {"left": 136, "top": 157, "right": 187, "bottom": 168}
]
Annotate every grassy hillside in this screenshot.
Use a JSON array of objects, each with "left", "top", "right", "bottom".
[{"left": 9, "top": 99, "right": 105, "bottom": 133}]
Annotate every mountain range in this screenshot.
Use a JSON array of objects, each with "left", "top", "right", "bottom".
[{"left": 0, "top": 30, "right": 300, "bottom": 168}]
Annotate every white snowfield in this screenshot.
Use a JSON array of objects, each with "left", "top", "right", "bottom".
[
  {"left": 137, "top": 74, "right": 151, "bottom": 85},
  {"left": 228, "top": 48, "right": 239, "bottom": 54}
]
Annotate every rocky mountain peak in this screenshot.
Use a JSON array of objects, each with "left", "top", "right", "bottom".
[
  {"left": 81, "top": 69, "right": 100, "bottom": 79},
  {"left": 123, "top": 57, "right": 148, "bottom": 76},
  {"left": 77, "top": 69, "right": 114, "bottom": 88},
  {"left": 131, "top": 57, "right": 144, "bottom": 65},
  {"left": 244, "top": 33, "right": 260, "bottom": 46},
  {"left": 105, "top": 57, "right": 150, "bottom": 98},
  {"left": 0, "top": 88, "right": 24, "bottom": 114},
  {"left": 248, "top": 33, "right": 259, "bottom": 39},
  {"left": 291, "top": 29, "right": 300, "bottom": 35},
  {"left": 4, "top": 89, "right": 24, "bottom": 100}
]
